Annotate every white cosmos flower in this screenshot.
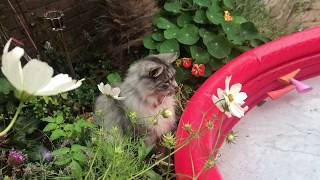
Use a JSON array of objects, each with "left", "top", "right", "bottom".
[
  {"left": 1, "top": 38, "right": 84, "bottom": 97},
  {"left": 97, "top": 82, "right": 125, "bottom": 100},
  {"left": 212, "top": 76, "right": 248, "bottom": 118}
]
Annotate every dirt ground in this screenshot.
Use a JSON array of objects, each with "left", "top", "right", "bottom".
[{"left": 264, "top": 0, "right": 320, "bottom": 31}]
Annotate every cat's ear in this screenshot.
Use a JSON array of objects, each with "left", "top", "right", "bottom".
[
  {"left": 149, "top": 66, "right": 164, "bottom": 78},
  {"left": 151, "top": 53, "right": 177, "bottom": 64}
]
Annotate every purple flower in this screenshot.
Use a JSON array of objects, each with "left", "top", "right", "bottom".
[
  {"left": 7, "top": 149, "right": 25, "bottom": 166},
  {"left": 43, "top": 149, "right": 53, "bottom": 162}
]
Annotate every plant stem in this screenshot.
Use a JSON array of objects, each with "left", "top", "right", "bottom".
[
  {"left": 128, "top": 139, "right": 192, "bottom": 180},
  {"left": 84, "top": 148, "right": 100, "bottom": 180},
  {"left": 0, "top": 100, "right": 24, "bottom": 137},
  {"left": 194, "top": 115, "right": 225, "bottom": 180}
]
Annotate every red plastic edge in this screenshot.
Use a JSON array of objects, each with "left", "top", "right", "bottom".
[{"left": 174, "top": 26, "right": 320, "bottom": 180}]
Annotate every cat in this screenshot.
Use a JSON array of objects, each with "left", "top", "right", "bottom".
[{"left": 94, "top": 53, "right": 178, "bottom": 145}]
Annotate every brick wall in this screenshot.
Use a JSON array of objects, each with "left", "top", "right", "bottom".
[{"left": 0, "top": 0, "right": 102, "bottom": 59}]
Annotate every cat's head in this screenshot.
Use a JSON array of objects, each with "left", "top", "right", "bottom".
[{"left": 124, "top": 53, "right": 179, "bottom": 99}]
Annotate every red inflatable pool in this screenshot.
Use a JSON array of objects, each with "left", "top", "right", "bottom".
[{"left": 174, "top": 26, "right": 320, "bottom": 179}]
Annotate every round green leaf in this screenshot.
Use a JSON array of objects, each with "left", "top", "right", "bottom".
[
  {"left": 0, "top": 78, "right": 12, "bottom": 95},
  {"left": 222, "top": 22, "right": 243, "bottom": 45},
  {"left": 206, "top": 4, "right": 224, "bottom": 25},
  {"left": 190, "top": 46, "right": 210, "bottom": 64},
  {"left": 206, "top": 35, "right": 231, "bottom": 58},
  {"left": 156, "top": 17, "right": 177, "bottom": 29},
  {"left": 164, "top": 2, "right": 181, "bottom": 13},
  {"left": 194, "top": 0, "right": 211, "bottom": 7},
  {"left": 177, "top": 13, "right": 192, "bottom": 27},
  {"left": 223, "top": 0, "right": 235, "bottom": 9},
  {"left": 164, "top": 27, "right": 179, "bottom": 39},
  {"left": 159, "top": 39, "right": 179, "bottom": 54},
  {"left": 233, "top": 16, "right": 247, "bottom": 24},
  {"left": 143, "top": 35, "right": 158, "bottom": 49},
  {"left": 201, "top": 30, "right": 217, "bottom": 45},
  {"left": 107, "top": 72, "right": 122, "bottom": 85},
  {"left": 177, "top": 24, "right": 199, "bottom": 45},
  {"left": 240, "top": 22, "right": 259, "bottom": 40},
  {"left": 152, "top": 32, "right": 164, "bottom": 41},
  {"left": 193, "top": 10, "right": 209, "bottom": 24}
]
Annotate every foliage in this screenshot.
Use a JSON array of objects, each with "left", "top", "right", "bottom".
[{"left": 144, "top": 0, "right": 267, "bottom": 83}]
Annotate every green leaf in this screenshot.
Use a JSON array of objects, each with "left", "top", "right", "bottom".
[
  {"left": 250, "top": 39, "right": 264, "bottom": 47},
  {"left": 41, "top": 116, "right": 56, "bottom": 123},
  {"left": 194, "top": 0, "right": 211, "bottom": 7},
  {"left": 43, "top": 123, "right": 58, "bottom": 132},
  {"left": 72, "top": 151, "right": 86, "bottom": 164},
  {"left": 143, "top": 35, "right": 158, "bottom": 49},
  {"left": 222, "top": 22, "right": 243, "bottom": 45},
  {"left": 50, "top": 129, "right": 67, "bottom": 141},
  {"left": 190, "top": 46, "right": 210, "bottom": 64},
  {"left": 201, "top": 30, "right": 217, "bottom": 45},
  {"left": 223, "top": 0, "right": 235, "bottom": 9},
  {"left": 233, "top": 16, "right": 247, "bottom": 24},
  {"left": 70, "top": 160, "right": 83, "bottom": 180},
  {"left": 193, "top": 10, "right": 209, "bottom": 24},
  {"left": 240, "top": 22, "right": 259, "bottom": 40},
  {"left": 151, "top": 32, "right": 164, "bottom": 41},
  {"left": 205, "top": 35, "right": 231, "bottom": 58},
  {"left": 54, "top": 113, "right": 64, "bottom": 124},
  {"left": 107, "top": 72, "right": 122, "bottom": 85},
  {"left": 0, "top": 78, "right": 12, "bottom": 95},
  {"left": 164, "top": 2, "right": 181, "bottom": 13},
  {"left": 52, "top": 147, "right": 70, "bottom": 156},
  {"left": 206, "top": 4, "right": 224, "bottom": 25},
  {"left": 145, "top": 170, "right": 162, "bottom": 180},
  {"left": 64, "top": 124, "right": 74, "bottom": 131},
  {"left": 177, "top": 13, "right": 192, "bottom": 27},
  {"left": 164, "top": 27, "right": 179, "bottom": 39},
  {"left": 177, "top": 24, "right": 199, "bottom": 45},
  {"left": 159, "top": 39, "right": 179, "bottom": 54},
  {"left": 71, "top": 144, "right": 85, "bottom": 152},
  {"left": 156, "top": 17, "right": 177, "bottom": 29},
  {"left": 54, "top": 157, "right": 72, "bottom": 166}
]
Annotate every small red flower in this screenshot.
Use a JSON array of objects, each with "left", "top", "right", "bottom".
[
  {"left": 181, "top": 58, "right": 192, "bottom": 68},
  {"left": 191, "top": 64, "right": 205, "bottom": 77}
]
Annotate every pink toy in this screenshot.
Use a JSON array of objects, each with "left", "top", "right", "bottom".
[{"left": 174, "top": 26, "right": 320, "bottom": 180}]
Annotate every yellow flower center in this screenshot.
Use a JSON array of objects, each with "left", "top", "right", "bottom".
[{"left": 227, "top": 94, "right": 234, "bottom": 102}]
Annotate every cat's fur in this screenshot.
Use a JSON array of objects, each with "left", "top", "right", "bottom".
[{"left": 95, "top": 53, "right": 178, "bottom": 144}]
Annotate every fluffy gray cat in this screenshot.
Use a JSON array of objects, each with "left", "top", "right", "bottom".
[{"left": 95, "top": 53, "right": 178, "bottom": 144}]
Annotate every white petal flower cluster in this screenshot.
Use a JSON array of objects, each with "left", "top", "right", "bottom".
[
  {"left": 97, "top": 82, "right": 125, "bottom": 100},
  {"left": 1, "top": 39, "right": 84, "bottom": 97},
  {"left": 212, "top": 76, "right": 248, "bottom": 118}
]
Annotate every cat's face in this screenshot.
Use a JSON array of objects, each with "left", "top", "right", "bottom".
[{"left": 128, "top": 53, "right": 178, "bottom": 97}]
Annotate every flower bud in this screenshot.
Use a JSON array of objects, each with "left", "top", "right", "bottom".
[{"left": 161, "top": 109, "right": 172, "bottom": 118}]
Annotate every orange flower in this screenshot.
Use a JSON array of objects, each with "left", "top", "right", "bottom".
[
  {"left": 224, "top": 11, "right": 233, "bottom": 22},
  {"left": 191, "top": 64, "right": 205, "bottom": 77},
  {"left": 181, "top": 57, "right": 192, "bottom": 68}
]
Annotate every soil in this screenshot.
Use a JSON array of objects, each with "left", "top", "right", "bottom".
[{"left": 263, "top": 0, "right": 320, "bottom": 32}]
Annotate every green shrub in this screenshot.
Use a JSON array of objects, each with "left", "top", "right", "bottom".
[{"left": 144, "top": 0, "right": 268, "bottom": 82}]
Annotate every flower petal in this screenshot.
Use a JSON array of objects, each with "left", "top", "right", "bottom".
[
  {"left": 230, "top": 83, "right": 242, "bottom": 94},
  {"left": 114, "top": 96, "right": 125, "bottom": 100},
  {"left": 230, "top": 103, "right": 245, "bottom": 118},
  {"left": 35, "top": 74, "right": 83, "bottom": 96},
  {"left": 97, "top": 82, "right": 105, "bottom": 94},
  {"left": 22, "top": 59, "right": 53, "bottom": 94},
  {"left": 234, "top": 92, "right": 247, "bottom": 104},
  {"left": 112, "top": 87, "right": 121, "bottom": 97},
  {"left": 217, "top": 88, "right": 225, "bottom": 99},
  {"left": 225, "top": 76, "right": 232, "bottom": 93},
  {"left": 1, "top": 39, "right": 24, "bottom": 91}
]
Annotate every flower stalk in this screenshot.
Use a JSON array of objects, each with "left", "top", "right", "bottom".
[{"left": 0, "top": 100, "right": 24, "bottom": 137}]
